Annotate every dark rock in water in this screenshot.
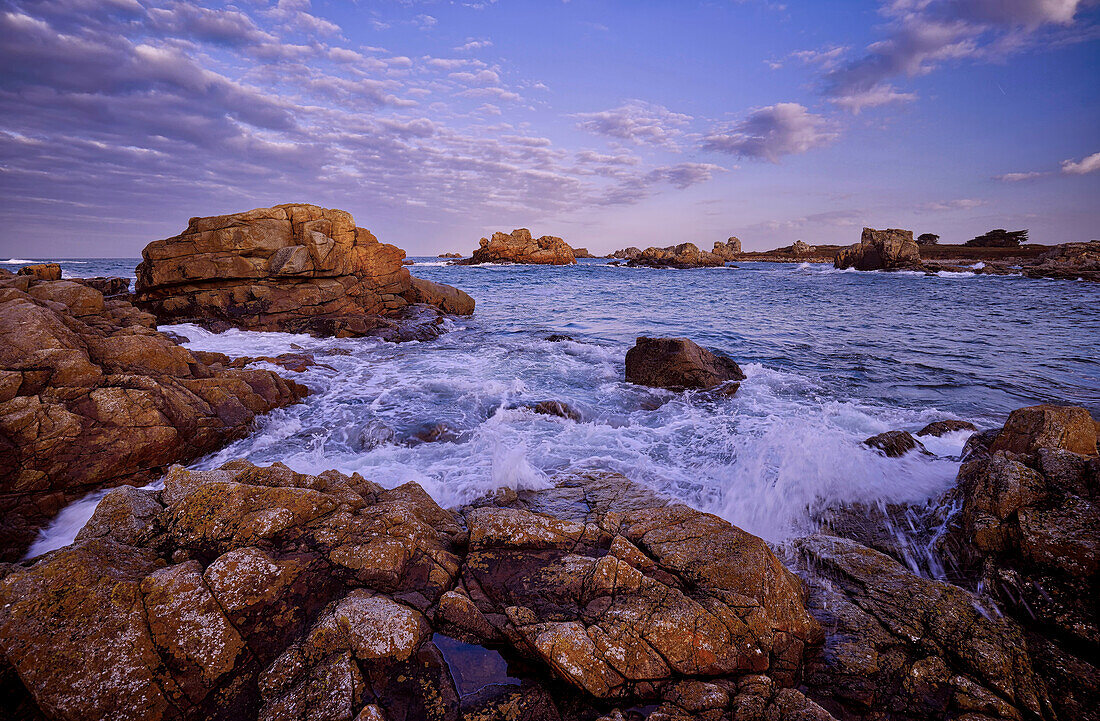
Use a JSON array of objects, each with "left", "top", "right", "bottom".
[
  {"left": 76, "top": 276, "right": 131, "bottom": 296},
  {"left": 572, "top": 247, "right": 596, "bottom": 259},
  {"left": 455, "top": 228, "right": 575, "bottom": 265},
  {"left": 863, "top": 430, "right": 926, "bottom": 457},
  {"left": 625, "top": 336, "right": 745, "bottom": 391},
  {"left": 411, "top": 422, "right": 459, "bottom": 444},
  {"left": 607, "top": 246, "right": 642, "bottom": 260},
  {"left": 545, "top": 334, "right": 573, "bottom": 342},
  {"left": 834, "top": 227, "right": 922, "bottom": 271},
  {"left": 1021, "top": 239, "right": 1100, "bottom": 282},
  {"left": 916, "top": 419, "right": 977, "bottom": 437},
  {"left": 529, "top": 400, "right": 581, "bottom": 421},
  {"left": 133, "top": 203, "right": 473, "bottom": 338},
  {"left": 0, "top": 273, "right": 307, "bottom": 559},
  {"left": 17, "top": 263, "right": 61, "bottom": 281},
  {"left": 626, "top": 242, "right": 726, "bottom": 269}
]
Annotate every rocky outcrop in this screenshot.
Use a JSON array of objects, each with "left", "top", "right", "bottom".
[
  {"left": 834, "top": 227, "right": 922, "bottom": 271},
  {"left": 712, "top": 237, "right": 742, "bottom": 260},
  {"left": 607, "top": 246, "right": 642, "bottom": 260},
  {"left": 407, "top": 276, "right": 476, "bottom": 315},
  {"left": 0, "top": 272, "right": 308, "bottom": 559},
  {"left": 133, "top": 204, "right": 473, "bottom": 338},
  {"left": 917, "top": 419, "right": 977, "bottom": 437},
  {"left": 1021, "top": 240, "right": 1100, "bottom": 282},
  {"left": 625, "top": 337, "right": 745, "bottom": 391},
  {"left": 863, "top": 430, "right": 926, "bottom": 457},
  {"left": 17, "top": 263, "right": 60, "bottom": 281},
  {"left": 790, "top": 240, "right": 813, "bottom": 256},
  {"left": 626, "top": 243, "right": 727, "bottom": 269},
  {"left": 0, "top": 465, "right": 824, "bottom": 721},
  {"left": 77, "top": 276, "right": 131, "bottom": 296},
  {"left": 437, "top": 252, "right": 462, "bottom": 258},
  {"left": 572, "top": 247, "right": 596, "bottom": 259},
  {"left": 456, "top": 228, "right": 576, "bottom": 265}
]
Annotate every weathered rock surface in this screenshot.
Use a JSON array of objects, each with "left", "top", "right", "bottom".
[
  {"left": 0, "top": 464, "right": 826, "bottom": 721},
  {"left": 863, "top": 430, "right": 926, "bottom": 457},
  {"left": 1021, "top": 240, "right": 1100, "bottom": 282},
  {"left": 834, "top": 227, "right": 922, "bottom": 271},
  {"left": 133, "top": 204, "right": 473, "bottom": 337},
  {"left": 607, "top": 246, "right": 643, "bottom": 260},
  {"left": 0, "top": 272, "right": 307, "bottom": 559},
  {"left": 712, "top": 237, "right": 742, "bottom": 260},
  {"left": 573, "top": 247, "right": 597, "bottom": 259},
  {"left": 17, "top": 263, "right": 60, "bottom": 281},
  {"left": 625, "top": 337, "right": 745, "bottom": 391},
  {"left": 76, "top": 276, "right": 131, "bottom": 296},
  {"left": 626, "top": 243, "right": 726, "bottom": 269},
  {"left": 457, "top": 228, "right": 576, "bottom": 265},
  {"left": 917, "top": 419, "right": 977, "bottom": 437},
  {"left": 437, "top": 252, "right": 462, "bottom": 258}
]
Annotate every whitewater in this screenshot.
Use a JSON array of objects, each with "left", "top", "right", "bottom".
[{"left": 25, "top": 257, "right": 1100, "bottom": 557}]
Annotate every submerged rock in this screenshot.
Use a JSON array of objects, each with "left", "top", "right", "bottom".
[
  {"left": 457, "top": 228, "right": 576, "bottom": 265},
  {"left": 133, "top": 203, "right": 473, "bottom": 336},
  {"left": 625, "top": 336, "right": 745, "bottom": 391},
  {"left": 0, "top": 272, "right": 307, "bottom": 559},
  {"left": 834, "top": 227, "right": 922, "bottom": 271},
  {"left": 916, "top": 419, "right": 977, "bottom": 437}
]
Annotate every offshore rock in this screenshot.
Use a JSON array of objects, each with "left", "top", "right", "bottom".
[
  {"left": 133, "top": 204, "right": 473, "bottom": 336},
  {"left": 0, "top": 272, "right": 307, "bottom": 559},
  {"left": 572, "top": 247, "right": 597, "bottom": 258},
  {"left": 625, "top": 336, "right": 745, "bottom": 391},
  {"left": 607, "top": 246, "right": 643, "bottom": 260},
  {"left": 834, "top": 227, "right": 922, "bottom": 271},
  {"left": 1021, "top": 240, "right": 1100, "bottom": 282},
  {"left": 626, "top": 242, "right": 726, "bottom": 269},
  {"left": 457, "top": 228, "right": 576, "bottom": 265},
  {"left": 712, "top": 237, "right": 742, "bottom": 260}
]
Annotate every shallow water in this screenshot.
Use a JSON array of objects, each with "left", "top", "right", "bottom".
[{"left": 24, "top": 257, "right": 1100, "bottom": 556}]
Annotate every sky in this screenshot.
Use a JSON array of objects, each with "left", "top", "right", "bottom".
[{"left": 1, "top": 0, "right": 1098, "bottom": 257}]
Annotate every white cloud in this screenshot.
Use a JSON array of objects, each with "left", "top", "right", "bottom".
[
  {"left": 994, "top": 171, "right": 1047, "bottom": 181},
  {"left": 701, "top": 103, "right": 838, "bottom": 162},
  {"left": 1061, "top": 151, "right": 1100, "bottom": 174},
  {"left": 573, "top": 101, "right": 692, "bottom": 148},
  {"left": 917, "top": 198, "right": 986, "bottom": 211}
]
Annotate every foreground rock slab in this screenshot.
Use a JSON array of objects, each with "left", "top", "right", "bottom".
[
  {"left": 133, "top": 203, "right": 473, "bottom": 337},
  {"left": 0, "top": 272, "right": 307, "bottom": 558},
  {"left": 625, "top": 336, "right": 745, "bottom": 391}
]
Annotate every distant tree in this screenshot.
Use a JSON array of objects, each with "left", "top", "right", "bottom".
[
  {"left": 965, "top": 228, "right": 1029, "bottom": 248},
  {"left": 917, "top": 233, "right": 940, "bottom": 246}
]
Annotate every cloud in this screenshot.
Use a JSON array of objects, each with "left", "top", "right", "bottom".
[
  {"left": 701, "top": 103, "right": 838, "bottom": 162},
  {"left": 917, "top": 198, "right": 986, "bottom": 212},
  {"left": 455, "top": 38, "right": 492, "bottom": 51},
  {"left": 573, "top": 101, "right": 692, "bottom": 148},
  {"left": 994, "top": 171, "right": 1047, "bottom": 181},
  {"left": 1061, "top": 151, "right": 1100, "bottom": 174},
  {"left": 823, "top": 0, "right": 1086, "bottom": 112}
]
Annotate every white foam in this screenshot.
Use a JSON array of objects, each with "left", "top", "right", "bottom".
[{"left": 1, "top": 258, "right": 35, "bottom": 264}]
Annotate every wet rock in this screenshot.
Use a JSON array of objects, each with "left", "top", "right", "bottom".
[
  {"left": 625, "top": 336, "right": 745, "bottom": 391},
  {"left": 17, "top": 263, "right": 61, "bottom": 281},
  {"left": 863, "top": 430, "right": 927, "bottom": 457},
  {"left": 834, "top": 227, "right": 922, "bottom": 271},
  {"left": 457, "top": 228, "right": 575, "bottom": 265},
  {"left": 989, "top": 403, "right": 1097, "bottom": 456},
  {"left": 133, "top": 203, "right": 473, "bottom": 336},
  {"left": 545, "top": 334, "right": 574, "bottom": 342},
  {"left": 625, "top": 243, "right": 725, "bottom": 269},
  {"left": 916, "top": 419, "right": 977, "bottom": 437},
  {"left": 230, "top": 352, "right": 322, "bottom": 373},
  {"left": 530, "top": 400, "right": 581, "bottom": 421},
  {"left": 411, "top": 422, "right": 460, "bottom": 444},
  {"left": 0, "top": 275, "right": 307, "bottom": 559}
]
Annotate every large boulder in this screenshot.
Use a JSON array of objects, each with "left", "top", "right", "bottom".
[
  {"left": 625, "top": 336, "right": 745, "bottom": 391},
  {"left": 133, "top": 204, "right": 473, "bottom": 336},
  {"left": 17, "top": 263, "right": 61, "bottom": 281},
  {"left": 572, "top": 247, "right": 596, "bottom": 259},
  {"left": 834, "top": 227, "right": 922, "bottom": 271},
  {"left": 712, "top": 237, "right": 742, "bottom": 260},
  {"left": 607, "top": 246, "right": 642, "bottom": 260},
  {"left": 457, "top": 228, "right": 575, "bottom": 265},
  {"left": 626, "top": 242, "right": 726, "bottom": 268},
  {"left": 0, "top": 272, "right": 307, "bottom": 559}
]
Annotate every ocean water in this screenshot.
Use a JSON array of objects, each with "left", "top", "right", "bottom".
[{"left": 19, "top": 256, "right": 1100, "bottom": 557}]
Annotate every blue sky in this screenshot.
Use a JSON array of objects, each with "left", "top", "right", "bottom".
[{"left": 0, "top": 0, "right": 1097, "bottom": 257}]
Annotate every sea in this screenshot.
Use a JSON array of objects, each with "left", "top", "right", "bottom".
[{"left": 8, "top": 256, "right": 1099, "bottom": 558}]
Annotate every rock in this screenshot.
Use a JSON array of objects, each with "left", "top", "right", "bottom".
[
  {"left": 229, "top": 352, "right": 322, "bottom": 373},
  {"left": 796, "top": 534, "right": 1052, "bottom": 721},
  {"left": 408, "top": 276, "right": 475, "bottom": 315},
  {"left": 790, "top": 240, "right": 814, "bottom": 256},
  {"left": 457, "top": 228, "right": 575, "bottom": 265},
  {"left": 989, "top": 404, "right": 1097, "bottom": 456},
  {"left": 916, "top": 419, "right": 977, "bottom": 437},
  {"left": 626, "top": 243, "right": 726, "bottom": 269},
  {"left": 833, "top": 227, "right": 922, "bottom": 271},
  {"left": 529, "top": 400, "right": 581, "bottom": 421},
  {"left": 133, "top": 203, "right": 473, "bottom": 336},
  {"left": 607, "top": 247, "right": 642, "bottom": 260},
  {"left": 572, "top": 247, "right": 596, "bottom": 258},
  {"left": 0, "top": 276, "right": 307, "bottom": 559},
  {"left": 17, "top": 263, "right": 61, "bottom": 281},
  {"left": 437, "top": 252, "right": 462, "bottom": 258},
  {"left": 545, "top": 334, "right": 573, "bottom": 342},
  {"left": 863, "top": 430, "right": 926, "bottom": 457},
  {"left": 1021, "top": 240, "right": 1100, "bottom": 282},
  {"left": 76, "top": 276, "right": 131, "bottom": 296},
  {"left": 625, "top": 337, "right": 745, "bottom": 391},
  {"left": 712, "top": 237, "right": 742, "bottom": 260}
]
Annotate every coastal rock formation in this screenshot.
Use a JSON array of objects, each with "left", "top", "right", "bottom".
[
  {"left": 712, "top": 237, "right": 742, "bottom": 260},
  {"left": 77, "top": 276, "right": 131, "bottom": 296},
  {"left": 863, "top": 430, "right": 926, "bottom": 457},
  {"left": 834, "top": 228, "right": 922, "bottom": 271},
  {"left": 607, "top": 246, "right": 642, "bottom": 260},
  {"left": 625, "top": 337, "right": 745, "bottom": 391},
  {"left": 572, "top": 247, "right": 596, "bottom": 258},
  {"left": 456, "top": 228, "right": 576, "bottom": 265},
  {"left": 626, "top": 243, "right": 726, "bottom": 269},
  {"left": 133, "top": 204, "right": 473, "bottom": 337},
  {"left": 437, "top": 252, "right": 462, "bottom": 258},
  {"left": 790, "top": 240, "right": 813, "bottom": 256},
  {"left": 0, "top": 465, "right": 823, "bottom": 720},
  {"left": 17, "top": 263, "right": 60, "bottom": 281},
  {"left": 1022, "top": 239, "right": 1100, "bottom": 282},
  {"left": 0, "top": 272, "right": 307, "bottom": 559}
]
